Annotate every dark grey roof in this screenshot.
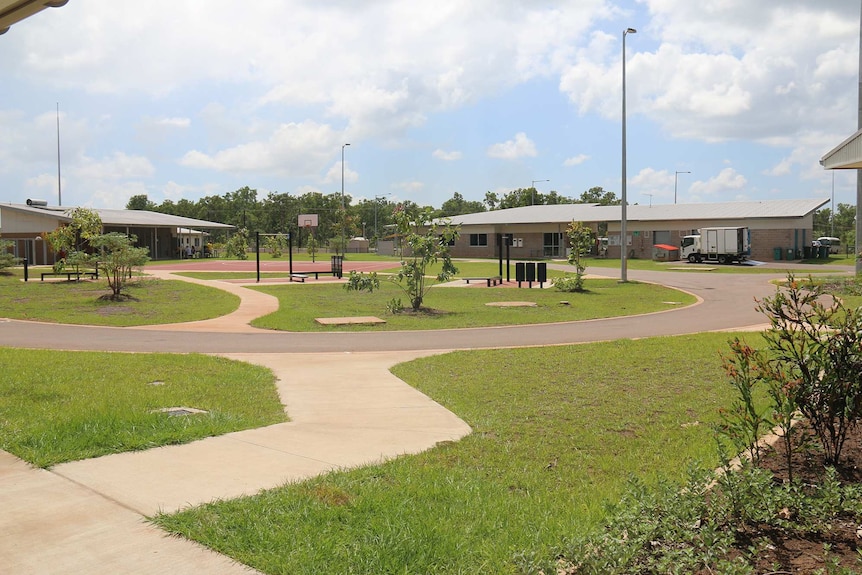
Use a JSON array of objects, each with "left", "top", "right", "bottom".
[
  {"left": 0, "top": 203, "right": 234, "bottom": 229},
  {"left": 441, "top": 198, "right": 829, "bottom": 226}
]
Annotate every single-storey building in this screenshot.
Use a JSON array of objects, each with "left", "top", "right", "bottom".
[
  {"left": 439, "top": 198, "right": 829, "bottom": 261},
  {"left": 0, "top": 201, "right": 234, "bottom": 265}
]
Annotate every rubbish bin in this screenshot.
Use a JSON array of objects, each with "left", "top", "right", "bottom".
[
  {"left": 803, "top": 246, "right": 812, "bottom": 259},
  {"left": 330, "top": 255, "right": 343, "bottom": 278},
  {"left": 819, "top": 245, "right": 829, "bottom": 259},
  {"left": 773, "top": 247, "right": 782, "bottom": 260},
  {"left": 786, "top": 248, "right": 794, "bottom": 260}
]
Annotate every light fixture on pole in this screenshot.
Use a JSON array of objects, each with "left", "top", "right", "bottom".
[
  {"left": 341, "top": 143, "right": 350, "bottom": 255},
  {"left": 674, "top": 171, "right": 690, "bottom": 204},
  {"left": 621, "top": 27, "right": 636, "bottom": 282},
  {"left": 530, "top": 179, "right": 549, "bottom": 206}
]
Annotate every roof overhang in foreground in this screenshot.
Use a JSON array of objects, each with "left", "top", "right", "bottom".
[
  {"left": 0, "top": 203, "right": 234, "bottom": 230},
  {"left": 0, "top": 0, "right": 68, "bottom": 35},
  {"left": 821, "top": 128, "right": 862, "bottom": 170}
]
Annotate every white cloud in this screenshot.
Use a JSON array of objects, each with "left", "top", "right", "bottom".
[
  {"left": 181, "top": 121, "right": 342, "bottom": 178},
  {"left": 73, "top": 152, "right": 155, "bottom": 181},
  {"left": 393, "top": 181, "right": 424, "bottom": 193},
  {"left": 323, "top": 161, "right": 359, "bottom": 186},
  {"left": 563, "top": 154, "right": 590, "bottom": 167},
  {"left": 487, "top": 132, "right": 537, "bottom": 160},
  {"left": 155, "top": 117, "right": 191, "bottom": 128},
  {"left": 433, "top": 149, "right": 463, "bottom": 161},
  {"left": 688, "top": 167, "right": 748, "bottom": 198}
]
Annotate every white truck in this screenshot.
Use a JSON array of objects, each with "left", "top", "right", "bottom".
[{"left": 680, "top": 227, "right": 750, "bottom": 264}]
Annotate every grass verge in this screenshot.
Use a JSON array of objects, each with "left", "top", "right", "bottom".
[
  {"left": 249, "top": 279, "right": 694, "bottom": 331},
  {"left": 0, "top": 270, "right": 239, "bottom": 326},
  {"left": 155, "top": 332, "right": 758, "bottom": 574},
  {"left": 0, "top": 349, "right": 286, "bottom": 467}
]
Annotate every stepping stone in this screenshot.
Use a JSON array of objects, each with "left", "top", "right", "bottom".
[{"left": 315, "top": 316, "right": 386, "bottom": 325}]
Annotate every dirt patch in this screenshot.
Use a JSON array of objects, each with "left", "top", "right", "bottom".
[{"left": 727, "top": 421, "right": 862, "bottom": 573}]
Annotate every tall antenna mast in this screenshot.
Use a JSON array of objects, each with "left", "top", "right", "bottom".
[{"left": 56, "top": 102, "right": 62, "bottom": 206}]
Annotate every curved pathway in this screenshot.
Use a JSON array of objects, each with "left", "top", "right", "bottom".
[
  {"left": 0, "top": 265, "right": 805, "bottom": 352},
  {"left": 0, "top": 261, "right": 850, "bottom": 574}
]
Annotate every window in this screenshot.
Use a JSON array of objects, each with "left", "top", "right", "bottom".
[
  {"left": 469, "top": 233, "right": 487, "bottom": 246},
  {"left": 543, "top": 232, "right": 564, "bottom": 257}
]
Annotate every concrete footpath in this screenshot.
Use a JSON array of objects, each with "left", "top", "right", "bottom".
[
  {"left": 2, "top": 349, "right": 470, "bottom": 575},
  {"left": 0, "top": 271, "right": 470, "bottom": 575}
]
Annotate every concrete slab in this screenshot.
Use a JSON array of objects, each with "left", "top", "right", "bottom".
[
  {"left": 315, "top": 316, "right": 386, "bottom": 325},
  {"left": 0, "top": 451, "right": 261, "bottom": 575}
]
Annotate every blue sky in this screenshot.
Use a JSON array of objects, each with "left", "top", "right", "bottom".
[{"left": 0, "top": 1, "right": 859, "bottom": 211}]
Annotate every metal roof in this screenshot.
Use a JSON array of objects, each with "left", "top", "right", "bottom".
[
  {"left": 820, "top": 128, "right": 862, "bottom": 169},
  {"left": 441, "top": 198, "right": 828, "bottom": 226},
  {"left": 0, "top": 203, "right": 234, "bottom": 229},
  {"left": 0, "top": 0, "right": 68, "bottom": 35}
]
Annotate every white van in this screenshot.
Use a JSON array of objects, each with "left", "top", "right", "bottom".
[{"left": 817, "top": 237, "right": 841, "bottom": 254}]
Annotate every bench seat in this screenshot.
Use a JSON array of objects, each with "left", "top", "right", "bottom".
[{"left": 463, "top": 276, "right": 502, "bottom": 287}]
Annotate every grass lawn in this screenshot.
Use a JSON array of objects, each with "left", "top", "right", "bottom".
[
  {"left": 154, "top": 332, "right": 756, "bottom": 575},
  {"left": 249, "top": 278, "right": 694, "bottom": 331},
  {"left": 0, "top": 349, "right": 287, "bottom": 467},
  {"left": 0, "top": 269, "right": 239, "bottom": 326}
]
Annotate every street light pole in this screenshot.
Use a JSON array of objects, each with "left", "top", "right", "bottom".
[
  {"left": 530, "top": 179, "right": 549, "bottom": 206},
  {"left": 674, "top": 170, "right": 690, "bottom": 204},
  {"left": 621, "top": 27, "right": 636, "bottom": 282},
  {"left": 341, "top": 143, "right": 350, "bottom": 255}
]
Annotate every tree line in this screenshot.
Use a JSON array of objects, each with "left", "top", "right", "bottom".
[{"left": 125, "top": 186, "right": 621, "bottom": 248}]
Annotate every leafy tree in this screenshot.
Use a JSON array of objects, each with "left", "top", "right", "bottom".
[
  {"left": 125, "top": 194, "right": 156, "bottom": 211},
  {"left": 224, "top": 228, "right": 250, "bottom": 260},
  {"left": 498, "top": 188, "right": 534, "bottom": 209},
  {"left": 484, "top": 191, "right": 499, "bottom": 210},
  {"left": 438, "top": 192, "right": 486, "bottom": 217},
  {"left": 814, "top": 203, "right": 856, "bottom": 252},
  {"left": 265, "top": 233, "right": 288, "bottom": 258},
  {"left": 388, "top": 205, "right": 460, "bottom": 311},
  {"left": 544, "top": 190, "right": 574, "bottom": 205},
  {"left": 46, "top": 207, "right": 102, "bottom": 275},
  {"left": 0, "top": 238, "right": 16, "bottom": 270},
  {"left": 578, "top": 186, "right": 620, "bottom": 206},
  {"left": 89, "top": 232, "right": 150, "bottom": 299}
]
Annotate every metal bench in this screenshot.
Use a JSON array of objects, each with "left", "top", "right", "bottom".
[
  {"left": 463, "top": 276, "right": 502, "bottom": 287},
  {"left": 41, "top": 270, "right": 99, "bottom": 281}
]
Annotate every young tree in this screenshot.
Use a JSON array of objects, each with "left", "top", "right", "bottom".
[
  {"left": 224, "top": 228, "right": 250, "bottom": 260},
  {"left": 46, "top": 207, "right": 102, "bottom": 275},
  {"left": 265, "top": 233, "right": 288, "bottom": 258},
  {"left": 89, "top": 232, "right": 150, "bottom": 299},
  {"left": 390, "top": 205, "right": 460, "bottom": 311},
  {"left": 0, "top": 238, "right": 16, "bottom": 270},
  {"left": 554, "top": 220, "right": 594, "bottom": 292}
]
